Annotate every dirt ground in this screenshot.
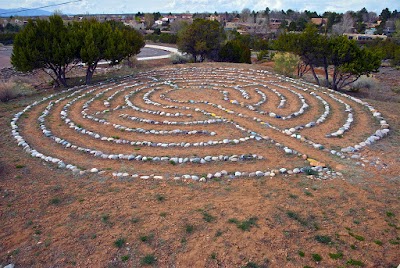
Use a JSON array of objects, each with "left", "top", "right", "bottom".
[{"left": 0, "top": 61, "right": 399, "bottom": 268}]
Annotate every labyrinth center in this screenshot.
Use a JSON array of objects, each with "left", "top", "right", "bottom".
[{"left": 11, "top": 66, "right": 390, "bottom": 180}]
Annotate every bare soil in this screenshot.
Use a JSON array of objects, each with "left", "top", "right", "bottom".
[{"left": 0, "top": 61, "right": 399, "bottom": 268}]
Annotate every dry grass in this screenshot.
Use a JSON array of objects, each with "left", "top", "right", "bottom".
[
  {"left": 0, "top": 81, "right": 20, "bottom": 102},
  {"left": 0, "top": 80, "right": 36, "bottom": 102},
  {"left": 350, "top": 75, "right": 379, "bottom": 92}
]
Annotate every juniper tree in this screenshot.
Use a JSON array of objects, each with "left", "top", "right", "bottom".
[{"left": 11, "top": 15, "right": 79, "bottom": 87}]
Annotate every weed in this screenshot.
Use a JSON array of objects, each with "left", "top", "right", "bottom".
[
  {"left": 114, "top": 237, "right": 126, "bottom": 248},
  {"left": 49, "top": 198, "right": 61, "bottom": 205},
  {"left": 140, "top": 233, "right": 154, "bottom": 243},
  {"left": 101, "top": 214, "right": 110, "bottom": 224},
  {"left": 304, "top": 190, "right": 313, "bottom": 197},
  {"left": 287, "top": 211, "right": 307, "bottom": 226},
  {"left": 374, "top": 240, "right": 383, "bottom": 246},
  {"left": 349, "top": 232, "right": 365, "bottom": 241},
  {"left": 312, "top": 253, "right": 322, "bottom": 262},
  {"left": 242, "top": 262, "right": 260, "bottom": 268},
  {"left": 350, "top": 244, "right": 357, "bottom": 250},
  {"left": 202, "top": 211, "right": 216, "bottom": 222},
  {"left": 185, "top": 224, "right": 194, "bottom": 234},
  {"left": 346, "top": 259, "right": 365, "bottom": 266},
  {"left": 215, "top": 230, "right": 223, "bottom": 237},
  {"left": 315, "top": 235, "right": 332, "bottom": 244},
  {"left": 389, "top": 238, "right": 399, "bottom": 245},
  {"left": 155, "top": 194, "right": 165, "bottom": 202},
  {"left": 160, "top": 212, "right": 167, "bottom": 217},
  {"left": 169, "top": 160, "right": 176, "bottom": 165},
  {"left": 15, "top": 164, "right": 25, "bottom": 169},
  {"left": 229, "top": 217, "right": 258, "bottom": 231},
  {"left": 228, "top": 218, "right": 239, "bottom": 224},
  {"left": 289, "top": 193, "right": 298, "bottom": 199},
  {"left": 386, "top": 211, "right": 395, "bottom": 217},
  {"left": 111, "top": 136, "right": 120, "bottom": 139},
  {"left": 210, "top": 252, "right": 217, "bottom": 259},
  {"left": 141, "top": 254, "right": 156, "bottom": 265},
  {"left": 298, "top": 250, "right": 305, "bottom": 257},
  {"left": 131, "top": 217, "right": 140, "bottom": 223},
  {"left": 121, "top": 255, "right": 129, "bottom": 262},
  {"left": 329, "top": 252, "right": 343, "bottom": 259},
  {"left": 10, "top": 249, "right": 20, "bottom": 256}
]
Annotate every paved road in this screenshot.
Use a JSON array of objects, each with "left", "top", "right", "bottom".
[{"left": 0, "top": 44, "right": 179, "bottom": 68}]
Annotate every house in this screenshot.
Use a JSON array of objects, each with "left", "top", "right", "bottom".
[
  {"left": 365, "top": 28, "right": 376, "bottom": 35},
  {"left": 224, "top": 22, "right": 238, "bottom": 31},
  {"left": 311, "top": 18, "right": 328, "bottom": 26},
  {"left": 124, "top": 20, "right": 145, "bottom": 30},
  {"left": 344, "top": 33, "right": 387, "bottom": 41}
]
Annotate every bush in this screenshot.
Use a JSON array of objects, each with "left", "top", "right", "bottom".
[
  {"left": 219, "top": 40, "right": 251, "bottom": 63},
  {"left": 141, "top": 254, "right": 156, "bottom": 265},
  {"left": 0, "top": 82, "right": 20, "bottom": 102},
  {"left": 273, "top": 52, "right": 299, "bottom": 77},
  {"left": 391, "top": 46, "right": 400, "bottom": 67},
  {"left": 257, "top": 50, "right": 270, "bottom": 61},
  {"left": 145, "top": 32, "right": 178, "bottom": 44},
  {"left": 170, "top": 53, "right": 192, "bottom": 64},
  {"left": 350, "top": 75, "right": 378, "bottom": 92},
  {"left": 0, "top": 33, "right": 16, "bottom": 45}
]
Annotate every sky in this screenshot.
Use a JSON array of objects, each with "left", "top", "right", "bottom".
[{"left": 0, "top": 0, "right": 398, "bottom": 15}]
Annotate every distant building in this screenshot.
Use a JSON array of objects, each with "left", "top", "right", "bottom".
[
  {"left": 344, "top": 33, "right": 387, "bottom": 41},
  {"left": 224, "top": 22, "right": 238, "bottom": 31},
  {"left": 311, "top": 18, "right": 328, "bottom": 26},
  {"left": 365, "top": 28, "right": 376, "bottom": 35}
]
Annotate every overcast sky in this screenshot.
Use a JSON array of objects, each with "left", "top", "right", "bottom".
[{"left": 0, "top": 0, "right": 398, "bottom": 14}]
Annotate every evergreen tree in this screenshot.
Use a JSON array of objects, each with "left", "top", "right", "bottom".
[
  {"left": 11, "top": 15, "right": 79, "bottom": 87},
  {"left": 177, "top": 19, "right": 225, "bottom": 62}
]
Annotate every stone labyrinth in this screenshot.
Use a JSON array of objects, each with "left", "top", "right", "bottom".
[{"left": 11, "top": 67, "right": 390, "bottom": 181}]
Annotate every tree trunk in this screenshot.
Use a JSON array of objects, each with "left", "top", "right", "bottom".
[
  {"left": 310, "top": 65, "right": 320, "bottom": 86},
  {"left": 86, "top": 62, "right": 98, "bottom": 85},
  {"left": 331, "top": 68, "right": 338, "bottom": 91},
  {"left": 323, "top": 57, "right": 329, "bottom": 87}
]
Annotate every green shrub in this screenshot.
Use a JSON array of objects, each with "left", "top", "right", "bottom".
[
  {"left": 202, "top": 211, "right": 216, "bottom": 222},
  {"left": 315, "top": 235, "right": 332, "bottom": 244},
  {"left": 141, "top": 254, "right": 156, "bottom": 265},
  {"left": 350, "top": 75, "right": 378, "bottom": 92},
  {"left": 312, "top": 253, "right": 322, "bottom": 262},
  {"left": 228, "top": 217, "right": 258, "bottom": 231},
  {"left": 329, "top": 252, "right": 343, "bottom": 259},
  {"left": 346, "top": 259, "right": 365, "bottom": 266},
  {"left": 114, "top": 237, "right": 126, "bottom": 248},
  {"left": 257, "top": 50, "right": 273, "bottom": 61},
  {"left": 219, "top": 40, "right": 251, "bottom": 63},
  {"left": 273, "top": 52, "right": 299, "bottom": 77},
  {"left": 185, "top": 224, "right": 194, "bottom": 233}
]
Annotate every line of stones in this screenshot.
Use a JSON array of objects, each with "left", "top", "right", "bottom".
[
  {"left": 81, "top": 82, "right": 216, "bottom": 136},
  {"left": 61, "top": 83, "right": 257, "bottom": 149},
  {"left": 155, "top": 67, "right": 389, "bottom": 158}
]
